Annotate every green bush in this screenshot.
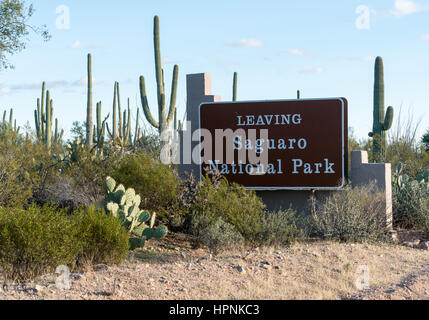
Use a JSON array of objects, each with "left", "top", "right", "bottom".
[
  {"left": 0, "top": 205, "right": 83, "bottom": 282},
  {"left": 58, "top": 144, "right": 121, "bottom": 208},
  {"left": 76, "top": 206, "right": 130, "bottom": 267},
  {"left": 199, "top": 218, "right": 243, "bottom": 255},
  {"left": 112, "top": 151, "right": 181, "bottom": 222},
  {"left": 306, "top": 185, "right": 390, "bottom": 243},
  {"left": 392, "top": 166, "right": 429, "bottom": 231},
  {"left": 0, "top": 205, "right": 130, "bottom": 282},
  {"left": 190, "top": 175, "right": 265, "bottom": 244},
  {"left": 0, "top": 127, "right": 52, "bottom": 208},
  {"left": 259, "top": 210, "right": 301, "bottom": 247}
]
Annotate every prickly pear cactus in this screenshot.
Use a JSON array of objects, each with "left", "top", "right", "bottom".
[{"left": 104, "top": 176, "right": 168, "bottom": 250}]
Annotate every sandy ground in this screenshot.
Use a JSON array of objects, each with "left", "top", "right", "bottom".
[{"left": 1, "top": 233, "right": 429, "bottom": 300}]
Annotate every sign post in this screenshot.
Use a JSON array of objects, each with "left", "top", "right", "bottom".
[{"left": 199, "top": 98, "right": 348, "bottom": 190}]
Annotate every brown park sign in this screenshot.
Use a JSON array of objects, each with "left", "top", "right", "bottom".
[{"left": 198, "top": 98, "right": 348, "bottom": 190}]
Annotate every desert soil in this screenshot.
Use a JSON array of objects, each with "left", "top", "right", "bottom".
[{"left": 1, "top": 233, "right": 429, "bottom": 300}]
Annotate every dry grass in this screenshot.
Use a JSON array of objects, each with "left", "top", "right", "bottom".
[{"left": 1, "top": 234, "right": 429, "bottom": 300}]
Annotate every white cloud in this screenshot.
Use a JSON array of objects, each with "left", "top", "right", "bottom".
[
  {"left": 72, "top": 76, "right": 99, "bottom": 86},
  {"left": 226, "top": 38, "right": 263, "bottom": 48},
  {"left": 299, "top": 67, "right": 324, "bottom": 74},
  {"left": 421, "top": 34, "right": 429, "bottom": 40},
  {"left": 2, "top": 78, "right": 101, "bottom": 92},
  {"left": 359, "top": 55, "right": 375, "bottom": 62},
  {"left": 70, "top": 40, "right": 103, "bottom": 49},
  {"left": 163, "top": 57, "right": 179, "bottom": 64},
  {"left": 390, "top": 0, "right": 429, "bottom": 16},
  {"left": 71, "top": 40, "right": 83, "bottom": 49},
  {"left": 285, "top": 48, "right": 306, "bottom": 57}
]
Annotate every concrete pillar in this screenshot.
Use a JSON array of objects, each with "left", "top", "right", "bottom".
[
  {"left": 351, "top": 151, "right": 393, "bottom": 230},
  {"left": 178, "top": 74, "right": 221, "bottom": 179}
]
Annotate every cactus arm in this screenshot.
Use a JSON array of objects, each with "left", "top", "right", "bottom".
[
  {"left": 45, "top": 91, "right": 51, "bottom": 148},
  {"left": 36, "top": 98, "right": 41, "bottom": 139},
  {"left": 96, "top": 101, "right": 102, "bottom": 140},
  {"left": 127, "top": 101, "right": 131, "bottom": 143},
  {"left": 34, "top": 109, "right": 40, "bottom": 139},
  {"left": 166, "top": 65, "right": 179, "bottom": 127},
  {"left": 134, "top": 108, "right": 140, "bottom": 145},
  {"left": 40, "top": 82, "right": 46, "bottom": 139},
  {"left": 383, "top": 106, "right": 394, "bottom": 131},
  {"left": 139, "top": 76, "right": 160, "bottom": 129},
  {"left": 54, "top": 118, "right": 58, "bottom": 142},
  {"left": 106, "top": 123, "right": 113, "bottom": 140}
]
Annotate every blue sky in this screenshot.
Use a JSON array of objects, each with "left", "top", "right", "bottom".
[{"left": 0, "top": 0, "right": 428, "bottom": 141}]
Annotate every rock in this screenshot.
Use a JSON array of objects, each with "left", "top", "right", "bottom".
[
  {"left": 419, "top": 241, "right": 429, "bottom": 251},
  {"left": 260, "top": 264, "right": 271, "bottom": 270},
  {"left": 70, "top": 273, "right": 85, "bottom": 281},
  {"left": 403, "top": 240, "right": 421, "bottom": 249},
  {"left": 273, "top": 266, "right": 280, "bottom": 270},
  {"left": 34, "top": 285, "right": 44, "bottom": 293},
  {"left": 261, "top": 261, "right": 271, "bottom": 266},
  {"left": 199, "top": 254, "right": 212, "bottom": 262},
  {"left": 236, "top": 266, "right": 245, "bottom": 274},
  {"left": 181, "top": 252, "right": 187, "bottom": 259}
]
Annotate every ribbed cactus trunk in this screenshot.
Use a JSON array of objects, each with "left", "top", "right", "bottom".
[
  {"left": 41, "top": 82, "right": 46, "bottom": 139},
  {"left": 45, "top": 91, "right": 52, "bottom": 149},
  {"left": 140, "top": 15, "right": 179, "bottom": 155},
  {"left": 113, "top": 82, "right": 118, "bottom": 139},
  {"left": 86, "top": 54, "right": 93, "bottom": 147},
  {"left": 369, "top": 57, "right": 394, "bottom": 162}
]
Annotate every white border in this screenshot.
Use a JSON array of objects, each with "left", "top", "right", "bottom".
[{"left": 198, "top": 98, "right": 346, "bottom": 191}]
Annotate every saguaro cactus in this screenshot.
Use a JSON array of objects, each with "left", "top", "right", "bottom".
[
  {"left": 86, "top": 53, "right": 93, "bottom": 147},
  {"left": 34, "top": 83, "right": 63, "bottom": 148},
  {"left": 369, "top": 56, "right": 394, "bottom": 161},
  {"left": 139, "top": 16, "right": 179, "bottom": 146},
  {"left": 233, "top": 72, "right": 238, "bottom": 102}
]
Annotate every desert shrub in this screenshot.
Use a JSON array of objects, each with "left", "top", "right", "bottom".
[
  {"left": 75, "top": 206, "right": 129, "bottom": 267},
  {"left": 0, "top": 127, "right": 54, "bottom": 208},
  {"left": 392, "top": 167, "right": 429, "bottom": 231},
  {"left": 190, "top": 174, "right": 265, "bottom": 244},
  {"left": 111, "top": 151, "right": 181, "bottom": 222},
  {"left": 258, "top": 209, "right": 301, "bottom": 247},
  {"left": 307, "top": 185, "right": 390, "bottom": 243},
  {"left": 384, "top": 108, "right": 429, "bottom": 178},
  {"left": 59, "top": 144, "right": 121, "bottom": 208},
  {"left": 198, "top": 218, "right": 243, "bottom": 255},
  {"left": 0, "top": 205, "right": 83, "bottom": 282}
]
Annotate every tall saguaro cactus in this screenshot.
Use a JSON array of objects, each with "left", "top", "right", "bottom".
[
  {"left": 369, "top": 56, "right": 394, "bottom": 162},
  {"left": 233, "top": 72, "right": 238, "bottom": 102},
  {"left": 139, "top": 16, "right": 179, "bottom": 145},
  {"left": 86, "top": 53, "right": 93, "bottom": 147}
]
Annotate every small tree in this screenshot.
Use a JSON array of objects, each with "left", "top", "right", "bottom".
[{"left": 0, "top": 0, "right": 50, "bottom": 70}]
